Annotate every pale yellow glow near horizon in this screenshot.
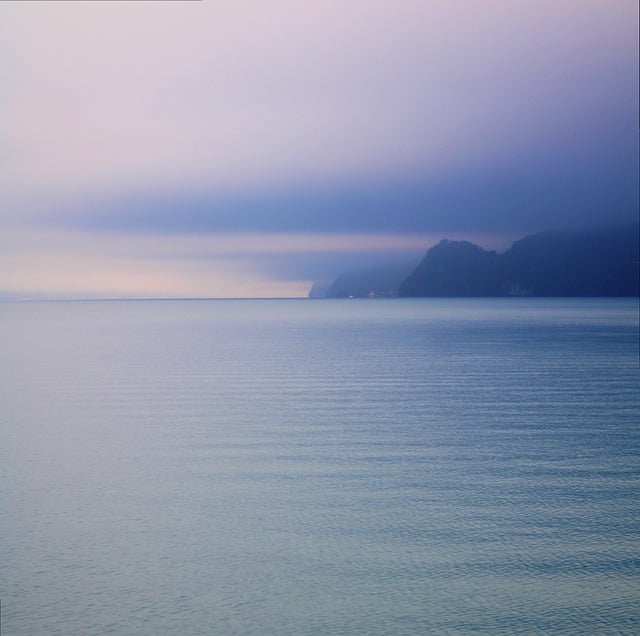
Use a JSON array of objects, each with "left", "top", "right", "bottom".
[
  {"left": 1, "top": 251, "right": 310, "bottom": 299},
  {"left": 0, "top": 228, "right": 473, "bottom": 299}
]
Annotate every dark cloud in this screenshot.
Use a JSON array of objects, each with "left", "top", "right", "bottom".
[{"left": 62, "top": 140, "right": 638, "bottom": 237}]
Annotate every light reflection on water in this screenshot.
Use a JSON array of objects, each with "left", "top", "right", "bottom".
[{"left": 1, "top": 298, "right": 639, "bottom": 635}]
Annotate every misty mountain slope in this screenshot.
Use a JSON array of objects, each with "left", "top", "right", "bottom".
[
  {"left": 323, "top": 262, "right": 417, "bottom": 298},
  {"left": 398, "top": 240, "right": 502, "bottom": 297},
  {"left": 502, "top": 227, "right": 639, "bottom": 296},
  {"left": 399, "top": 226, "right": 639, "bottom": 297}
]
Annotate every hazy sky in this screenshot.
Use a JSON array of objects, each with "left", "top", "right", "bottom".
[{"left": 1, "top": 1, "right": 638, "bottom": 298}]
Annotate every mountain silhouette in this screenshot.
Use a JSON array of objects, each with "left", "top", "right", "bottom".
[{"left": 399, "top": 226, "right": 639, "bottom": 297}]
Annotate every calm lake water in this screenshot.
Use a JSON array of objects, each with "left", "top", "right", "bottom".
[{"left": 1, "top": 298, "right": 639, "bottom": 635}]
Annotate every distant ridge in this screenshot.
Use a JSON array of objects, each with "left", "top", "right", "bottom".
[
  {"left": 399, "top": 225, "right": 639, "bottom": 297},
  {"left": 319, "top": 262, "right": 417, "bottom": 298}
]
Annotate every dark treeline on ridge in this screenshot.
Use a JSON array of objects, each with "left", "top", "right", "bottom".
[{"left": 315, "top": 225, "right": 639, "bottom": 298}]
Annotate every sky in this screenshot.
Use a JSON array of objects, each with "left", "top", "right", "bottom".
[{"left": 1, "top": 1, "right": 638, "bottom": 298}]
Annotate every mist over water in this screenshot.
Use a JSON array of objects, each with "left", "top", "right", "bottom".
[{"left": 1, "top": 298, "right": 639, "bottom": 635}]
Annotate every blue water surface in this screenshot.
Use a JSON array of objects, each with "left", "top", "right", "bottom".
[{"left": 1, "top": 298, "right": 638, "bottom": 635}]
